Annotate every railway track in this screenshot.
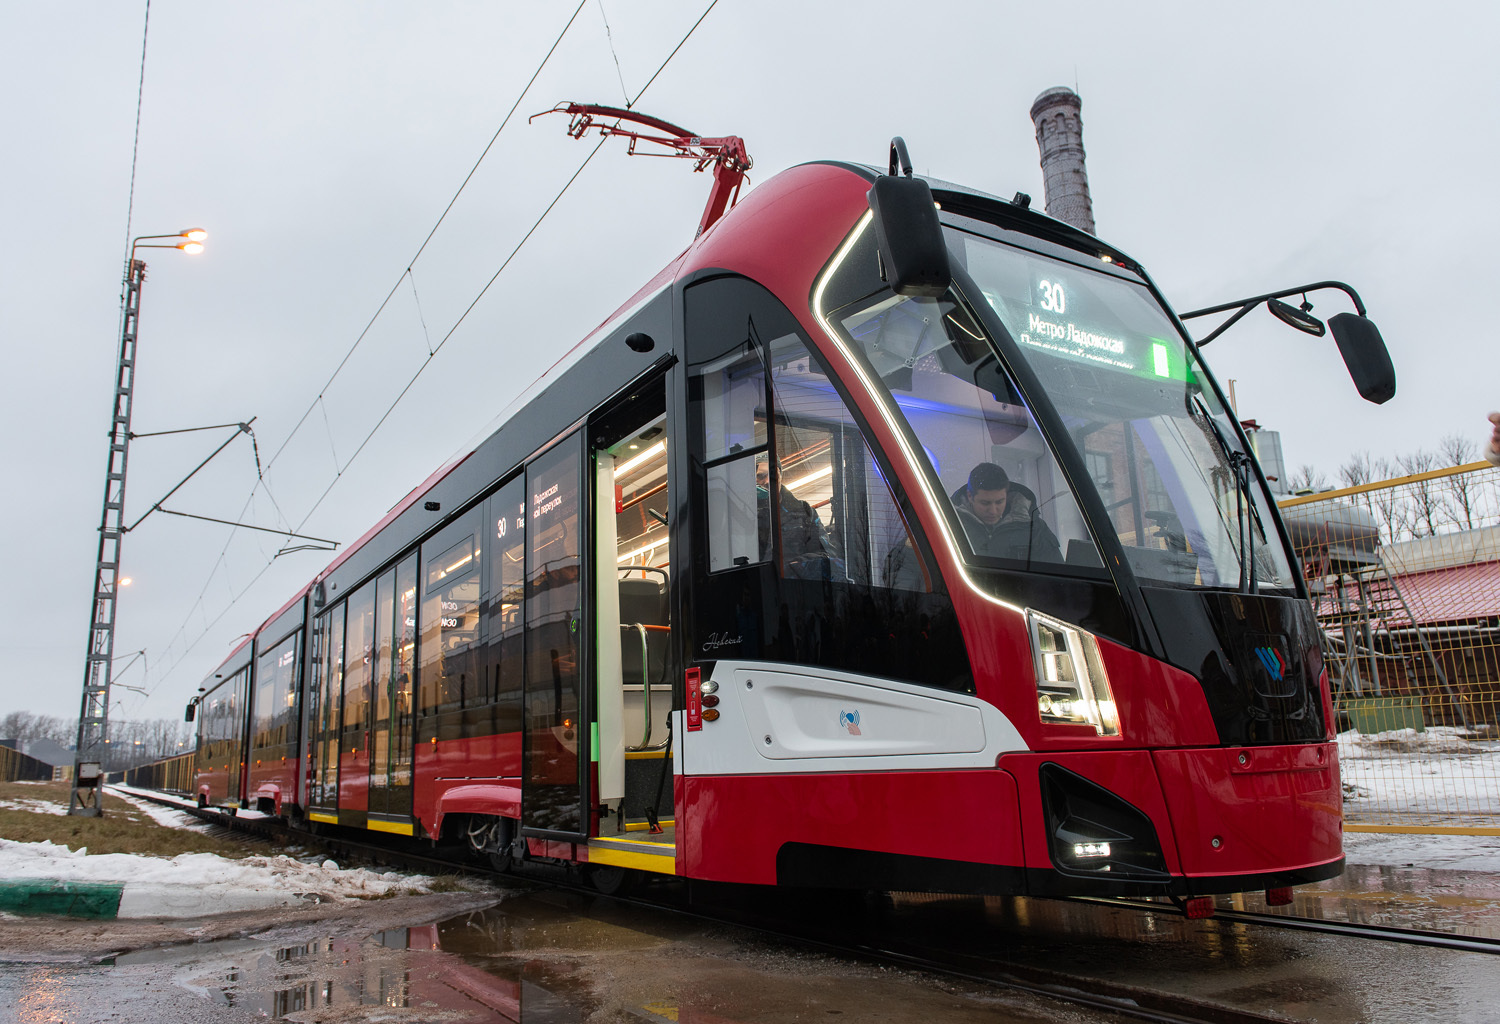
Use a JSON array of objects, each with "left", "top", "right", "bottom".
[
  {"left": 1065, "top": 894, "right": 1500, "bottom": 956},
  {"left": 118, "top": 788, "right": 1494, "bottom": 1024}
]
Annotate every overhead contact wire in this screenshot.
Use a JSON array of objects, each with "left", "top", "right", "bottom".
[
  {"left": 149, "top": 5, "right": 590, "bottom": 689},
  {"left": 153, "top": 0, "right": 721, "bottom": 694}
]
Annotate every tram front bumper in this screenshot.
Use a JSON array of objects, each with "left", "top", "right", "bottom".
[
  {"left": 1003, "top": 741, "right": 1343, "bottom": 896},
  {"left": 1151, "top": 741, "right": 1342, "bottom": 881}
]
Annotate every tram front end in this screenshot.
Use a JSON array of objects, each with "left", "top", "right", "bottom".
[{"left": 808, "top": 167, "right": 1359, "bottom": 900}]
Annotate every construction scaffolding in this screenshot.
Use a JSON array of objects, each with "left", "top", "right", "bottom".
[{"left": 1281, "top": 461, "right": 1500, "bottom": 833}]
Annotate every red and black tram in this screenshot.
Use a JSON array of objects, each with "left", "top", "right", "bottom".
[{"left": 190, "top": 111, "right": 1396, "bottom": 905}]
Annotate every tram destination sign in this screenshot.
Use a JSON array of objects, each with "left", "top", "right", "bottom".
[{"left": 966, "top": 237, "right": 1193, "bottom": 386}]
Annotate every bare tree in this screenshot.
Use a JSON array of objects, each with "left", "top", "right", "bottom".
[
  {"left": 1341, "top": 452, "right": 1407, "bottom": 541},
  {"left": 1396, "top": 449, "right": 1448, "bottom": 538},
  {"left": 1440, "top": 433, "right": 1483, "bottom": 530},
  {"left": 1339, "top": 452, "right": 1377, "bottom": 489},
  {"left": 31, "top": 715, "right": 73, "bottom": 746},
  {"left": 0, "top": 711, "right": 38, "bottom": 743},
  {"left": 1287, "top": 464, "right": 1330, "bottom": 493}
]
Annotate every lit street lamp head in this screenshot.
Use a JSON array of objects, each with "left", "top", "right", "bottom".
[{"left": 130, "top": 227, "right": 208, "bottom": 257}]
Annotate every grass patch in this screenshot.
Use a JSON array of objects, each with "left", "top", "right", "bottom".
[
  {"left": 425, "top": 875, "right": 473, "bottom": 894},
  {"left": 0, "top": 780, "right": 251, "bottom": 859}
]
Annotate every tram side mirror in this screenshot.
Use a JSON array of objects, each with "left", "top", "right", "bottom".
[
  {"left": 184, "top": 702, "right": 195, "bottom": 723},
  {"left": 1328, "top": 312, "right": 1396, "bottom": 404},
  {"left": 868, "top": 175, "right": 951, "bottom": 298},
  {"left": 1267, "top": 298, "right": 1325, "bottom": 336}
]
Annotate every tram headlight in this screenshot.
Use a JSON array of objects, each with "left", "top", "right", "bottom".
[{"left": 1027, "top": 610, "right": 1119, "bottom": 736}]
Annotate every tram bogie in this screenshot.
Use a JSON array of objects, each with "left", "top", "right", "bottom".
[{"left": 187, "top": 123, "right": 1393, "bottom": 903}]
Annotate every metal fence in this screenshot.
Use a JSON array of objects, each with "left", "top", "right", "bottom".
[
  {"left": 0, "top": 744, "right": 53, "bottom": 783},
  {"left": 1280, "top": 460, "right": 1500, "bottom": 833},
  {"left": 122, "top": 752, "right": 197, "bottom": 795}
]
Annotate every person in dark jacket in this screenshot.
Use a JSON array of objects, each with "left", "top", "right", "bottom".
[
  {"left": 954, "top": 462, "right": 1063, "bottom": 564},
  {"left": 757, "top": 458, "right": 841, "bottom": 578}
]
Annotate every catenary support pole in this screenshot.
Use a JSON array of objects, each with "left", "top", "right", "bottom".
[{"left": 69, "top": 257, "right": 146, "bottom": 815}]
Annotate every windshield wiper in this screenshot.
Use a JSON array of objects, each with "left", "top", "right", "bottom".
[{"left": 1190, "top": 394, "right": 1264, "bottom": 594}]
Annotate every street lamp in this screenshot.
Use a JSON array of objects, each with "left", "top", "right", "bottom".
[
  {"left": 69, "top": 228, "right": 206, "bottom": 817},
  {"left": 132, "top": 227, "right": 207, "bottom": 256}
]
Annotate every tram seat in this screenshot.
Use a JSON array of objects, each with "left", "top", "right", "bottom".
[
  {"left": 1066, "top": 538, "right": 1104, "bottom": 568},
  {"left": 619, "top": 573, "right": 669, "bottom": 687}
]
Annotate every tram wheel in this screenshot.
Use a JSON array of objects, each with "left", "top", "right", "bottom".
[{"left": 589, "top": 864, "right": 633, "bottom": 896}]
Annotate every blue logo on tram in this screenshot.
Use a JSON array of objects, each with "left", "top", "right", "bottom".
[
  {"left": 1253, "top": 646, "right": 1288, "bottom": 682},
  {"left": 839, "top": 709, "right": 862, "bottom": 736}
]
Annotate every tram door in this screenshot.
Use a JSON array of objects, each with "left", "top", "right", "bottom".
[
  {"left": 591, "top": 380, "right": 674, "bottom": 837},
  {"left": 369, "top": 555, "right": 417, "bottom": 826},
  {"left": 520, "top": 434, "right": 588, "bottom": 837}
]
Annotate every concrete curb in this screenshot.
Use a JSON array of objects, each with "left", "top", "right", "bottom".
[
  {"left": 0, "top": 878, "right": 314, "bottom": 919},
  {"left": 0, "top": 880, "right": 124, "bottom": 919}
]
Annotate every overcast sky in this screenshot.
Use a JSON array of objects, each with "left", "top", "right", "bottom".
[{"left": 4, "top": 1, "right": 1497, "bottom": 727}]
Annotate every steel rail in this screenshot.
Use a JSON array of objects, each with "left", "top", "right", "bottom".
[
  {"left": 1065, "top": 895, "right": 1500, "bottom": 956},
  {"left": 670, "top": 903, "right": 1295, "bottom": 1024}
]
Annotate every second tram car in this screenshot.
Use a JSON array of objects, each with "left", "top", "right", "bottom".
[{"left": 190, "top": 118, "right": 1395, "bottom": 905}]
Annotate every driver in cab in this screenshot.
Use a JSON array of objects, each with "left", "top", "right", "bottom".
[{"left": 955, "top": 462, "right": 1062, "bottom": 564}]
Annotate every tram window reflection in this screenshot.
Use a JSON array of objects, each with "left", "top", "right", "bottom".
[
  {"left": 765, "top": 332, "right": 930, "bottom": 591},
  {"left": 838, "top": 293, "right": 1096, "bottom": 575},
  {"left": 419, "top": 510, "right": 483, "bottom": 717}
]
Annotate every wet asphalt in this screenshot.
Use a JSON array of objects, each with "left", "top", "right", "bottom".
[{"left": 2, "top": 864, "right": 1498, "bottom": 1024}]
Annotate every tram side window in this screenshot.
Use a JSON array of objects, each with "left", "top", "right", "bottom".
[
  {"left": 252, "top": 631, "right": 299, "bottom": 750},
  {"left": 419, "top": 508, "right": 483, "bottom": 718},
  {"left": 394, "top": 555, "right": 417, "bottom": 730},
  {"left": 206, "top": 668, "right": 247, "bottom": 763},
  {"left": 765, "top": 333, "right": 930, "bottom": 590},
  {"left": 344, "top": 580, "right": 376, "bottom": 738},
  {"left": 483, "top": 476, "right": 527, "bottom": 734},
  {"left": 690, "top": 326, "right": 769, "bottom": 572}
]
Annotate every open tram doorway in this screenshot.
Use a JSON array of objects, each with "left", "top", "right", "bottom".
[{"left": 587, "top": 376, "right": 678, "bottom": 880}]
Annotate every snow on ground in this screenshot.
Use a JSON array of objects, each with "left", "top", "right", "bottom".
[
  {"left": 0, "top": 837, "right": 438, "bottom": 901},
  {"left": 110, "top": 790, "right": 211, "bottom": 831},
  {"left": 108, "top": 783, "right": 270, "bottom": 819},
  {"left": 1337, "top": 725, "right": 1500, "bottom": 824},
  {"left": 0, "top": 798, "right": 68, "bottom": 816}
]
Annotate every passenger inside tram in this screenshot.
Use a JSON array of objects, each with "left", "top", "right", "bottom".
[{"left": 755, "top": 456, "right": 836, "bottom": 576}]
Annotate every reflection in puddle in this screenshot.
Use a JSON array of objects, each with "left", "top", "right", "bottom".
[
  {"left": 205, "top": 921, "right": 587, "bottom": 1021},
  {"left": 182, "top": 893, "right": 1073, "bottom": 1024},
  {"left": 156, "top": 874, "right": 1500, "bottom": 1024}
]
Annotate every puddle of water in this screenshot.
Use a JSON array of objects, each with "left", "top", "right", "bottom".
[{"left": 121, "top": 891, "right": 1071, "bottom": 1023}]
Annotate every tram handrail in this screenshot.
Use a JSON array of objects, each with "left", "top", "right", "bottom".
[{"left": 621, "top": 623, "right": 670, "bottom": 752}]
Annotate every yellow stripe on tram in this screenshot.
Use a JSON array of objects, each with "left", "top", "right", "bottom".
[
  {"left": 367, "top": 819, "right": 415, "bottom": 836},
  {"left": 588, "top": 843, "right": 677, "bottom": 875},
  {"left": 623, "top": 819, "right": 674, "bottom": 832},
  {"left": 308, "top": 811, "right": 338, "bottom": 825}
]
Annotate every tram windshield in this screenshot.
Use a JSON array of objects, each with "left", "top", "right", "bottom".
[{"left": 828, "top": 227, "right": 1294, "bottom": 592}]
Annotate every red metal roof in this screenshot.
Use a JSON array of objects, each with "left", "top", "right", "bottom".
[{"left": 1330, "top": 560, "right": 1500, "bottom": 628}]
